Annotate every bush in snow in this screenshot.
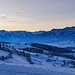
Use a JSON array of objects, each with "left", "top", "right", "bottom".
[
  {"left": 46, "top": 59, "right": 51, "bottom": 62},
  {"left": 0, "top": 56, "right": 5, "bottom": 60},
  {"left": 35, "top": 54, "right": 39, "bottom": 57},
  {"left": 69, "top": 60, "right": 75, "bottom": 68},
  {"left": 25, "top": 53, "right": 34, "bottom": 64},
  {"left": 23, "top": 47, "right": 44, "bottom": 54}
]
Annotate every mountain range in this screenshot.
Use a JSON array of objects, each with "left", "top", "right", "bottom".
[
  {"left": 0, "top": 26, "right": 75, "bottom": 47},
  {"left": 0, "top": 26, "right": 75, "bottom": 75}
]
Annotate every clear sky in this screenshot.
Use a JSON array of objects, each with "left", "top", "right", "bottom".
[{"left": 0, "top": 0, "right": 75, "bottom": 31}]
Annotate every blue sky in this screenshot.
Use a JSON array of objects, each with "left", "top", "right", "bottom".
[{"left": 0, "top": 0, "right": 75, "bottom": 31}]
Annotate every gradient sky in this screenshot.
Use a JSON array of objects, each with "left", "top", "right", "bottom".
[{"left": 0, "top": 0, "right": 75, "bottom": 31}]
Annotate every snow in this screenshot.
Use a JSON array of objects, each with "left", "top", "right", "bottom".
[
  {"left": 14, "top": 44, "right": 32, "bottom": 49},
  {"left": 0, "top": 43, "right": 75, "bottom": 75},
  {"left": 0, "top": 63, "right": 75, "bottom": 75},
  {"left": 0, "top": 53, "right": 74, "bottom": 75},
  {"left": 5, "top": 54, "right": 28, "bottom": 65},
  {"left": 44, "top": 42, "right": 75, "bottom": 48},
  {"left": 0, "top": 50, "right": 9, "bottom": 57}
]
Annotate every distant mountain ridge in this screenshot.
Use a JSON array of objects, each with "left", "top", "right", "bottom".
[{"left": 0, "top": 26, "right": 75, "bottom": 47}]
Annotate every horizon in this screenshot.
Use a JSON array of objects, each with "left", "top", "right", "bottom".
[
  {"left": 0, "top": 0, "right": 75, "bottom": 31},
  {"left": 0, "top": 25, "right": 75, "bottom": 32}
]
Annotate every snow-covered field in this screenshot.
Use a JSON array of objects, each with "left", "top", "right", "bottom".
[
  {"left": 0, "top": 43, "right": 75, "bottom": 75},
  {"left": 0, "top": 62, "right": 75, "bottom": 75}
]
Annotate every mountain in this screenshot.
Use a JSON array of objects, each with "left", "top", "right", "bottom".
[
  {"left": 0, "top": 26, "right": 75, "bottom": 47},
  {"left": 0, "top": 30, "right": 75, "bottom": 75}
]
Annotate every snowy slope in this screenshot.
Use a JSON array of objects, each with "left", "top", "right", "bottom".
[
  {"left": 0, "top": 63, "right": 75, "bottom": 75},
  {"left": 0, "top": 43, "right": 75, "bottom": 75}
]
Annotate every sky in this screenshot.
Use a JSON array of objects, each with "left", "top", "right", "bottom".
[{"left": 0, "top": 0, "right": 75, "bottom": 31}]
